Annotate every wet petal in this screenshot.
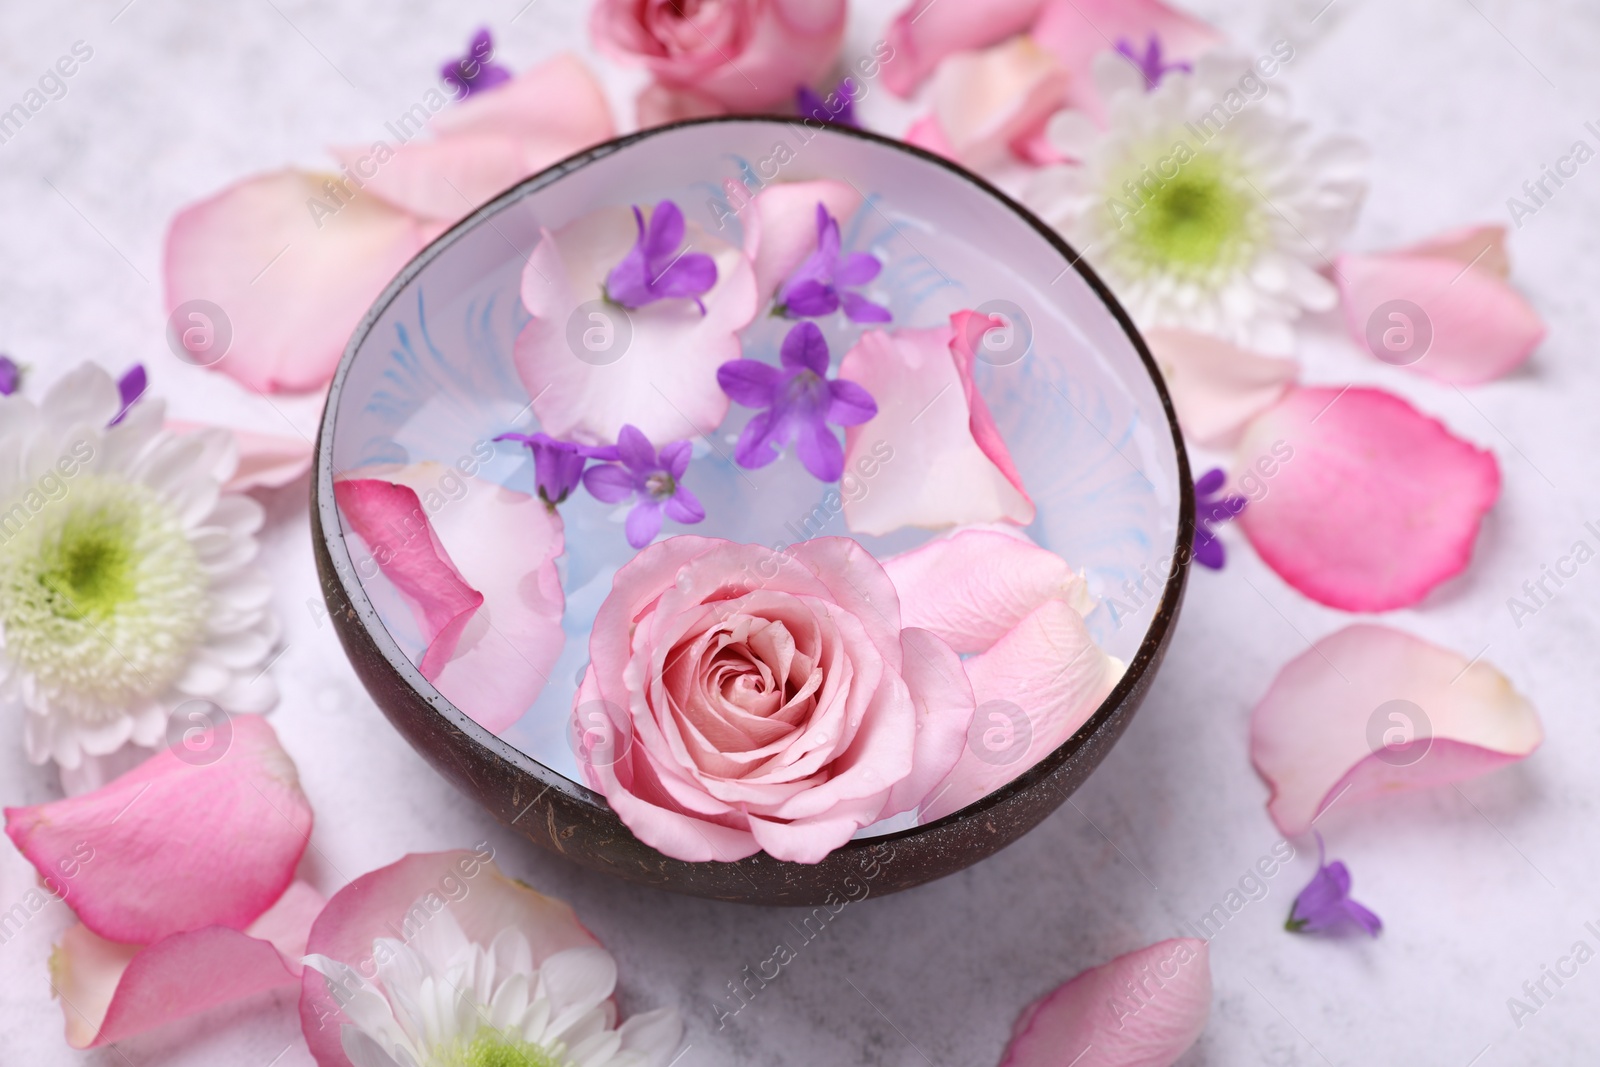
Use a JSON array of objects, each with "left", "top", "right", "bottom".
[
  {"left": 1251, "top": 624, "right": 1543, "bottom": 835},
  {"left": 781, "top": 321, "right": 831, "bottom": 375},
  {"left": 1235, "top": 386, "right": 1500, "bottom": 611},
  {"left": 1144, "top": 328, "right": 1297, "bottom": 447},
  {"left": 739, "top": 180, "right": 861, "bottom": 301},
  {"left": 717, "top": 359, "right": 783, "bottom": 408}
]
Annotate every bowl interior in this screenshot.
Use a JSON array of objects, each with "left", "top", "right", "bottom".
[{"left": 324, "top": 118, "right": 1184, "bottom": 837}]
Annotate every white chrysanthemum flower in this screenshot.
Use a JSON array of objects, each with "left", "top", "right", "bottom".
[
  {"left": 306, "top": 906, "right": 682, "bottom": 1067},
  {"left": 0, "top": 363, "right": 279, "bottom": 773},
  {"left": 1028, "top": 50, "right": 1367, "bottom": 352}
]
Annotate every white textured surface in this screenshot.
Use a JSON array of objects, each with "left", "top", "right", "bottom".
[{"left": 3, "top": 1, "right": 1599, "bottom": 1064}]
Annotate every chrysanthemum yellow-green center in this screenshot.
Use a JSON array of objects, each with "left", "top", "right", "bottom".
[
  {"left": 1109, "top": 148, "right": 1261, "bottom": 279},
  {"left": 0, "top": 476, "right": 206, "bottom": 717},
  {"left": 440, "top": 1031, "right": 567, "bottom": 1067}
]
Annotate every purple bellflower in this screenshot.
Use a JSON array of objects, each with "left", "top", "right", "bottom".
[
  {"left": 110, "top": 364, "right": 147, "bottom": 426},
  {"left": 496, "top": 431, "right": 617, "bottom": 508},
  {"left": 582, "top": 424, "right": 705, "bottom": 549},
  {"left": 778, "top": 203, "right": 890, "bottom": 323},
  {"left": 605, "top": 201, "right": 718, "bottom": 314},
  {"left": 797, "top": 80, "right": 858, "bottom": 128},
  {"left": 1115, "top": 34, "right": 1192, "bottom": 91},
  {"left": 0, "top": 354, "right": 21, "bottom": 396},
  {"left": 718, "top": 321, "right": 877, "bottom": 482},
  {"left": 1192, "top": 467, "right": 1246, "bottom": 570},
  {"left": 1286, "top": 833, "right": 1382, "bottom": 937},
  {"left": 442, "top": 28, "right": 512, "bottom": 100}
]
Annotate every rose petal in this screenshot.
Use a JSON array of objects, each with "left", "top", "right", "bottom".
[
  {"left": 999, "top": 938, "right": 1211, "bottom": 1067},
  {"left": 4, "top": 715, "right": 312, "bottom": 945},
  {"left": 920, "top": 600, "right": 1123, "bottom": 823},
  {"left": 1143, "top": 328, "right": 1297, "bottom": 448},
  {"left": 1335, "top": 226, "right": 1544, "bottom": 384},
  {"left": 882, "top": 628, "right": 977, "bottom": 815},
  {"left": 929, "top": 36, "right": 1072, "bottom": 170},
  {"left": 516, "top": 208, "right": 758, "bottom": 444},
  {"left": 332, "top": 135, "right": 534, "bottom": 223},
  {"left": 298, "top": 850, "right": 603, "bottom": 1067},
  {"left": 1235, "top": 386, "right": 1500, "bottom": 612},
  {"left": 163, "top": 169, "right": 431, "bottom": 394},
  {"left": 881, "top": 0, "right": 1050, "bottom": 96},
  {"left": 1251, "top": 624, "right": 1543, "bottom": 836},
  {"left": 841, "top": 321, "right": 1034, "bottom": 535},
  {"left": 950, "top": 311, "right": 1035, "bottom": 512},
  {"left": 337, "top": 464, "right": 565, "bottom": 734},
  {"left": 168, "top": 419, "right": 313, "bottom": 492},
  {"left": 883, "top": 529, "right": 1093, "bottom": 654},
  {"left": 431, "top": 52, "right": 615, "bottom": 155},
  {"left": 903, "top": 113, "right": 959, "bottom": 162},
  {"left": 740, "top": 179, "right": 862, "bottom": 302}
]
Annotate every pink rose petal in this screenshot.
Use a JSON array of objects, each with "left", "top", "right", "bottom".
[
  {"left": 903, "top": 113, "right": 959, "bottom": 162},
  {"left": 332, "top": 135, "right": 534, "bottom": 224},
  {"left": 431, "top": 52, "right": 615, "bottom": 152},
  {"left": 298, "top": 850, "right": 602, "bottom": 1067},
  {"left": 516, "top": 207, "right": 758, "bottom": 444},
  {"left": 1252, "top": 624, "right": 1543, "bottom": 836},
  {"left": 163, "top": 169, "right": 431, "bottom": 394},
  {"left": 999, "top": 938, "right": 1211, "bottom": 1067},
  {"left": 951, "top": 311, "right": 1035, "bottom": 510},
  {"left": 1033, "top": 0, "right": 1222, "bottom": 124},
  {"left": 1336, "top": 224, "right": 1544, "bottom": 384},
  {"left": 336, "top": 465, "right": 565, "bottom": 734},
  {"left": 168, "top": 418, "right": 313, "bottom": 492},
  {"left": 927, "top": 36, "right": 1072, "bottom": 170},
  {"left": 739, "top": 179, "right": 862, "bottom": 302},
  {"left": 1143, "top": 328, "right": 1297, "bottom": 448},
  {"left": 881, "top": 0, "right": 1049, "bottom": 96},
  {"left": 883, "top": 529, "right": 1091, "bottom": 654},
  {"left": 920, "top": 599, "right": 1123, "bottom": 823},
  {"left": 1235, "top": 386, "right": 1500, "bottom": 612},
  {"left": 4, "top": 715, "right": 312, "bottom": 946},
  {"left": 841, "top": 318, "right": 1034, "bottom": 535}
]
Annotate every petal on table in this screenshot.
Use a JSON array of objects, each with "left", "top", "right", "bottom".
[
  {"left": 1143, "top": 327, "right": 1297, "bottom": 447},
  {"left": 332, "top": 134, "right": 534, "bottom": 223},
  {"left": 881, "top": 0, "right": 1051, "bottom": 95},
  {"left": 167, "top": 418, "right": 313, "bottom": 492},
  {"left": 998, "top": 938, "right": 1211, "bottom": 1067},
  {"left": 337, "top": 464, "right": 565, "bottom": 735},
  {"left": 4, "top": 715, "right": 311, "bottom": 946},
  {"left": 1335, "top": 226, "right": 1543, "bottom": 384},
  {"left": 740, "top": 179, "right": 861, "bottom": 302},
  {"left": 1234, "top": 386, "right": 1500, "bottom": 612},
  {"left": 431, "top": 52, "right": 615, "bottom": 155},
  {"left": 516, "top": 208, "right": 757, "bottom": 444},
  {"left": 1251, "top": 624, "right": 1543, "bottom": 835},
  {"left": 928, "top": 36, "right": 1072, "bottom": 170},
  {"left": 163, "top": 169, "right": 430, "bottom": 394},
  {"left": 882, "top": 528, "right": 1092, "bottom": 654},
  {"left": 841, "top": 323, "right": 1034, "bottom": 535},
  {"left": 920, "top": 599, "right": 1122, "bottom": 823},
  {"left": 1033, "top": 0, "right": 1223, "bottom": 124}
]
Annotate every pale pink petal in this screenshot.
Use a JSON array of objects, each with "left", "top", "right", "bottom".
[
  {"left": 999, "top": 938, "right": 1211, "bottom": 1067},
  {"left": 1252, "top": 624, "right": 1543, "bottom": 836},
  {"left": 882, "top": 627, "right": 977, "bottom": 815},
  {"left": 1143, "top": 328, "right": 1297, "bottom": 448},
  {"left": 4, "top": 715, "right": 311, "bottom": 945},
  {"left": 920, "top": 600, "right": 1123, "bottom": 823},
  {"left": 168, "top": 418, "right": 313, "bottom": 491},
  {"left": 245, "top": 880, "right": 327, "bottom": 970},
  {"left": 432, "top": 53, "right": 615, "bottom": 151},
  {"left": 637, "top": 82, "right": 726, "bottom": 128},
  {"left": 516, "top": 208, "right": 758, "bottom": 444},
  {"left": 163, "top": 169, "right": 430, "bottom": 394},
  {"left": 1335, "top": 225, "right": 1544, "bottom": 384},
  {"left": 883, "top": 528, "right": 1092, "bottom": 654},
  {"left": 1033, "top": 0, "right": 1223, "bottom": 124},
  {"left": 903, "top": 113, "right": 959, "bottom": 162},
  {"left": 52, "top": 922, "right": 302, "bottom": 1049},
  {"left": 1235, "top": 386, "right": 1500, "bottom": 612},
  {"left": 842, "top": 321, "right": 1033, "bottom": 535},
  {"left": 298, "top": 850, "right": 602, "bottom": 1067},
  {"left": 741, "top": 179, "right": 862, "bottom": 302},
  {"left": 881, "top": 0, "right": 1050, "bottom": 96},
  {"left": 332, "top": 135, "right": 534, "bottom": 223},
  {"left": 950, "top": 311, "right": 1035, "bottom": 512},
  {"left": 336, "top": 464, "right": 565, "bottom": 734},
  {"left": 929, "top": 36, "right": 1072, "bottom": 170}
]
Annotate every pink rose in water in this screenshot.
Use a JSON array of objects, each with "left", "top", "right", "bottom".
[
  {"left": 575, "top": 536, "right": 976, "bottom": 864},
  {"left": 591, "top": 0, "right": 847, "bottom": 118}
]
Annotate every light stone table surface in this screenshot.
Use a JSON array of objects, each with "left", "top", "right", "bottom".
[{"left": 2, "top": 1, "right": 1599, "bottom": 1064}]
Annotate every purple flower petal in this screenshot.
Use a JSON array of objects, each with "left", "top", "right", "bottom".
[
  {"left": 733, "top": 409, "right": 783, "bottom": 469},
  {"left": 658, "top": 439, "right": 693, "bottom": 480},
  {"left": 796, "top": 81, "right": 858, "bottom": 127},
  {"left": 795, "top": 421, "right": 844, "bottom": 482},
  {"left": 625, "top": 500, "right": 664, "bottom": 548},
  {"left": 782, "top": 278, "right": 840, "bottom": 318},
  {"left": 110, "top": 364, "right": 148, "bottom": 426},
  {"left": 645, "top": 200, "right": 686, "bottom": 260},
  {"left": 839, "top": 290, "right": 893, "bottom": 324},
  {"left": 652, "top": 252, "right": 718, "bottom": 303},
  {"left": 718, "top": 359, "right": 783, "bottom": 408},
  {"left": 835, "top": 252, "right": 881, "bottom": 287},
  {"left": 1191, "top": 531, "right": 1225, "bottom": 570},
  {"left": 604, "top": 201, "right": 716, "bottom": 311},
  {"left": 441, "top": 27, "right": 513, "bottom": 99},
  {"left": 664, "top": 486, "right": 705, "bottom": 524},
  {"left": 605, "top": 207, "right": 654, "bottom": 308},
  {"left": 614, "top": 424, "right": 657, "bottom": 473},
  {"left": 0, "top": 355, "right": 21, "bottom": 396},
  {"left": 780, "top": 322, "right": 830, "bottom": 376},
  {"left": 1286, "top": 833, "right": 1381, "bottom": 937},
  {"left": 1195, "top": 467, "right": 1227, "bottom": 496},
  {"left": 826, "top": 378, "right": 877, "bottom": 426},
  {"left": 583, "top": 463, "right": 638, "bottom": 504}
]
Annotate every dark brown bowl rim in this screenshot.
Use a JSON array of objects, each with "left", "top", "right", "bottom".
[{"left": 312, "top": 115, "right": 1194, "bottom": 883}]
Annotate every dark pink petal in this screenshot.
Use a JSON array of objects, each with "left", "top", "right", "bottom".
[
  {"left": 781, "top": 320, "right": 830, "bottom": 374},
  {"left": 1335, "top": 225, "right": 1544, "bottom": 385},
  {"left": 583, "top": 462, "right": 639, "bottom": 503},
  {"left": 950, "top": 310, "right": 1035, "bottom": 511},
  {"left": 1235, "top": 386, "right": 1500, "bottom": 611},
  {"left": 827, "top": 377, "right": 878, "bottom": 426},
  {"left": 718, "top": 359, "right": 783, "bottom": 408},
  {"left": 333, "top": 478, "right": 482, "bottom": 678},
  {"left": 5, "top": 715, "right": 311, "bottom": 946},
  {"left": 298, "top": 850, "right": 603, "bottom": 1067},
  {"left": 999, "top": 939, "right": 1211, "bottom": 1067},
  {"left": 1252, "top": 624, "right": 1543, "bottom": 835}
]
